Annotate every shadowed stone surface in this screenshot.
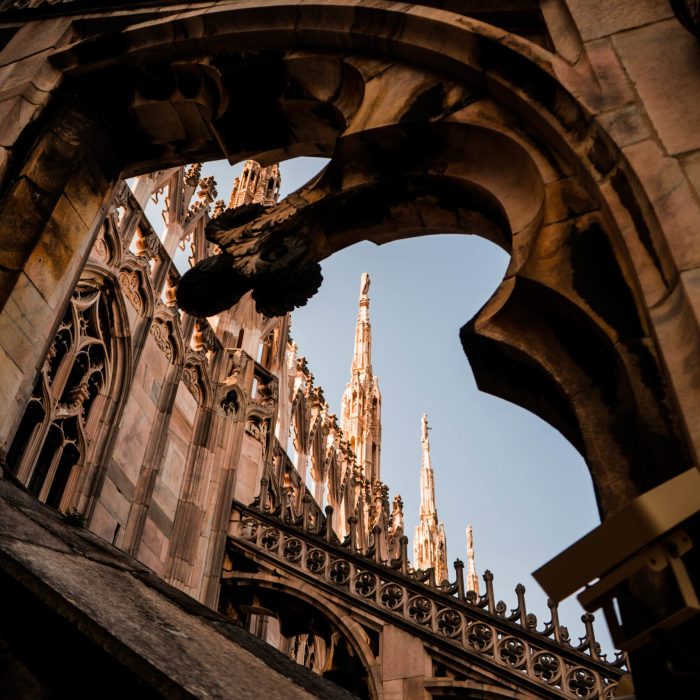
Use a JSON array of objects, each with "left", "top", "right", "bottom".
[{"left": 0, "top": 476, "right": 358, "bottom": 699}]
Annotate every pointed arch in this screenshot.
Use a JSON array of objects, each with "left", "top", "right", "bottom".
[
  {"left": 222, "top": 572, "right": 382, "bottom": 700},
  {"left": 182, "top": 351, "right": 213, "bottom": 408},
  {"left": 118, "top": 258, "right": 155, "bottom": 319},
  {"left": 5, "top": 266, "right": 132, "bottom": 513},
  {"left": 150, "top": 305, "right": 185, "bottom": 366}
]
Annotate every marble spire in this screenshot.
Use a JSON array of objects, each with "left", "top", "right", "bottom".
[{"left": 413, "top": 413, "right": 449, "bottom": 583}]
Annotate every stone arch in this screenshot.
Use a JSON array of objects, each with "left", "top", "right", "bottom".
[
  {"left": 1, "top": 5, "right": 699, "bottom": 691},
  {"left": 5, "top": 266, "right": 132, "bottom": 514},
  {"left": 182, "top": 352, "right": 213, "bottom": 408},
  {"left": 217, "top": 383, "right": 245, "bottom": 420},
  {"left": 73, "top": 264, "right": 134, "bottom": 516},
  {"left": 221, "top": 571, "right": 382, "bottom": 700},
  {"left": 183, "top": 114, "right": 690, "bottom": 520}
]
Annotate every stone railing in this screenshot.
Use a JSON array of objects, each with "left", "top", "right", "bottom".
[{"left": 230, "top": 501, "right": 628, "bottom": 700}]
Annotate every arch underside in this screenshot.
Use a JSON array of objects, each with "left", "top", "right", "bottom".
[
  {"left": 65, "top": 54, "right": 680, "bottom": 518},
  {"left": 221, "top": 568, "right": 381, "bottom": 699},
  {"left": 29, "top": 0, "right": 689, "bottom": 519},
  {"left": 2, "top": 4, "right": 699, "bottom": 690}
]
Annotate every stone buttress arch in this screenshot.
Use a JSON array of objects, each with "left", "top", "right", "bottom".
[
  {"left": 1, "top": 4, "right": 699, "bottom": 694},
  {"left": 6, "top": 5, "right": 689, "bottom": 505},
  {"left": 222, "top": 571, "right": 383, "bottom": 700}
]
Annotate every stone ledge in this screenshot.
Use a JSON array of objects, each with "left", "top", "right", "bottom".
[{"left": 0, "top": 477, "right": 358, "bottom": 699}]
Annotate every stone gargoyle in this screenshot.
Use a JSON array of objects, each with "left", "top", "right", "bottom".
[{"left": 176, "top": 197, "right": 323, "bottom": 318}]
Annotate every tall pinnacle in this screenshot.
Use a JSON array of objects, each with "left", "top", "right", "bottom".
[
  {"left": 413, "top": 414, "right": 449, "bottom": 582},
  {"left": 352, "top": 272, "right": 372, "bottom": 372},
  {"left": 420, "top": 413, "right": 437, "bottom": 517},
  {"left": 341, "top": 273, "right": 382, "bottom": 486}
]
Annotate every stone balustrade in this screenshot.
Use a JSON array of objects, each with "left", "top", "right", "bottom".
[{"left": 229, "top": 501, "right": 628, "bottom": 700}]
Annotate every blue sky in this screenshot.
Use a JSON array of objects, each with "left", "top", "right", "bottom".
[{"left": 203, "top": 156, "right": 615, "bottom": 656}]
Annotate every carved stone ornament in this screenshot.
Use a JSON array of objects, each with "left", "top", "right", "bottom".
[
  {"left": 184, "top": 163, "right": 203, "bottom": 187},
  {"left": 113, "top": 180, "right": 130, "bottom": 207},
  {"left": 134, "top": 231, "right": 160, "bottom": 259},
  {"left": 150, "top": 320, "right": 175, "bottom": 362},
  {"left": 191, "top": 320, "right": 218, "bottom": 354},
  {"left": 224, "top": 349, "right": 247, "bottom": 383},
  {"left": 176, "top": 202, "right": 322, "bottom": 318},
  {"left": 255, "top": 378, "right": 279, "bottom": 407},
  {"left": 94, "top": 234, "right": 110, "bottom": 264},
  {"left": 220, "top": 390, "right": 239, "bottom": 417},
  {"left": 245, "top": 418, "right": 268, "bottom": 444},
  {"left": 118, "top": 270, "right": 143, "bottom": 312},
  {"left": 163, "top": 271, "right": 178, "bottom": 308},
  {"left": 182, "top": 365, "right": 201, "bottom": 402}
]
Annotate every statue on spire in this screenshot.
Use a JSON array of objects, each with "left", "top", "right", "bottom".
[
  {"left": 466, "top": 524, "right": 480, "bottom": 595},
  {"left": 360, "top": 272, "right": 370, "bottom": 297},
  {"left": 421, "top": 413, "right": 429, "bottom": 443}
]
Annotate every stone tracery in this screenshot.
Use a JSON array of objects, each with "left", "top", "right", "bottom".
[{"left": 6, "top": 279, "right": 124, "bottom": 509}]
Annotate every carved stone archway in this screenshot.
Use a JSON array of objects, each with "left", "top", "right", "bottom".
[{"left": 1, "top": 3, "right": 699, "bottom": 696}]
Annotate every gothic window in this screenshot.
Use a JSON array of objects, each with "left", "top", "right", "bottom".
[{"left": 6, "top": 280, "right": 121, "bottom": 511}]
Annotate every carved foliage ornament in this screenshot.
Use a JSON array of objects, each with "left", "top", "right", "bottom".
[
  {"left": 150, "top": 319, "right": 177, "bottom": 363},
  {"left": 118, "top": 270, "right": 144, "bottom": 313},
  {"left": 245, "top": 417, "right": 268, "bottom": 444}
]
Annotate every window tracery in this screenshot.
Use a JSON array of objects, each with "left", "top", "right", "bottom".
[{"left": 6, "top": 280, "right": 121, "bottom": 510}]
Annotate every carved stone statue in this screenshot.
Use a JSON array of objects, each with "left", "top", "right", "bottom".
[{"left": 360, "top": 272, "right": 370, "bottom": 297}]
